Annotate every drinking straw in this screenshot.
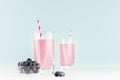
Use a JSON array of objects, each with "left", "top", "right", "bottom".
[
  {"left": 68, "top": 30, "right": 72, "bottom": 39},
  {"left": 37, "top": 19, "right": 42, "bottom": 37}
]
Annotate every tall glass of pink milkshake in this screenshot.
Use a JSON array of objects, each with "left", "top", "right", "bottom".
[{"left": 34, "top": 32, "right": 54, "bottom": 73}]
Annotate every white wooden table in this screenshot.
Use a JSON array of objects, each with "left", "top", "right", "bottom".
[{"left": 0, "top": 68, "right": 120, "bottom": 80}]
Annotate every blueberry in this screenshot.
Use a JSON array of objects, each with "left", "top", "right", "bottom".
[
  {"left": 34, "top": 62, "right": 39, "bottom": 66},
  {"left": 26, "top": 62, "right": 30, "bottom": 66},
  {"left": 32, "top": 61, "right": 37, "bottom": 66},
  {"left": 54, "top": 71, "right": 65, "bottom": 77},
  {"left": 29, "top": 61, "right": 37, "bottom": 67},
  {"left": 27, "top": 58, "right": 32, "bottom": 62},
  {"left": 23, "top": 61, "right": 27, "bottom": 66},
  {"left": 37, "top": 63, "right": 40, "bottom": 69},
  {"left": 31, "top": 62, "right": 40, "bottom": 73},
  {"left": 26, "top": 58, "right": 32, "bottom": 66},
  {"left": 32, "top": 67, "right": 39, "bottom": 73},
  {"left": 20, "top": 66, "right": 25, "bottom": 73},
  {"left": 59, "top": 72, "right": 65, "bottom": 77},
  {"left": 36, "top": 63, "right": 40, "bottom": 66},
  {"left": 24, "top": 66, "right": 32, "bottom": 74},
  {"left": 29, "top": 61, "right": 33, "bottom": 66},
  {"left": 54, "top": 72, "right": 59, "bottom": 77},
  {"left": 20, "top": 62, "right": 24, "bottom": 66},
  {"left": 36, "top": 66, "right": 40, "bottom": 69},
  {"left": 18, "top": 62, "right": 21, "bottom": 66}
]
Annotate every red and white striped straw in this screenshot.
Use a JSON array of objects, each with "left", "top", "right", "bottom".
[
  {"left": 37, "top": 20, "right": 40, "bottom": 31},
  {"left": 68, "top": 30, "right": 72, "bottom": 38},
  {"left": 37, "top": 19, "right": 42, "bottom": 37}
]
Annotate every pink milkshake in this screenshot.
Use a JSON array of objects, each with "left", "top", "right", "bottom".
[
  {"left": 60, "top": 43, "right": 75, "bottom": 66},
  {"left": 60, "top": 31, "right": 75, "bottom": 68},
  {"left": 34, "top": 32, "right": 54, "bottom": 70}
]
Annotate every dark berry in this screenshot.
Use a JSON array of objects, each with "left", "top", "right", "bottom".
[
  {"left": 24, "top": 66, "right": 32, "bottom": 74},
  {"left": 23, "top": 61, "right": 27, "bottom": 66},
  {"left": 54, "top": 71, "right": 65, "bottom": 77},
  {"left": 36, "top": 63, "right": 40, "bottom": 69},
  {"left": 27, "top": 58, "right": 32, "bottom": 62},
  {"left": 36, "top": 63, "right": 40, "bottom": 66},
  {"left": 26, "top": 58, "right": 32, "bottom": 66},
  {"left": 54, "top": 72, "right": 59, "bottom": 77},
  {"left": 29, "top": 61, "right": 33, "bottom": 66},
  {"left": 59, "top": 72, "right": 65, "bottom": 77},
  {"left": 32, "top": 67, "right": 39, "bottom": 73},
  {"left": 32, "top": 61, "right": 37, "bottom": 66},
  {"left": 34, "top": 63, "right": 38, "bottom": 66},
  {"left": 18, "top": 62, "right": 21, "bottom": 66},
  {"left": 20, "top": 62, "right": 24, "bottom": 66},
  {"left": 20, "top": 67, "right": 25, "bottom": 73}
]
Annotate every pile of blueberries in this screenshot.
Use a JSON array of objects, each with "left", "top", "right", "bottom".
[
  {"left": 18, "top": 58, "right": 65, "bottom": 77},
  {"left": 18, "top": 58, "right": 40, "bottom": 74}
]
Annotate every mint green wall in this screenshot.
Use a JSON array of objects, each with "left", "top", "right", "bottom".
[{"left": 0, "top": 0, "right": 120, "bottom": 69}]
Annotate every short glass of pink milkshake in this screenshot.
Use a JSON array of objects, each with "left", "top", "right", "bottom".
[
  {"left": 60, "top": 43, "right": 75, "bottom": 66},
  {"left": 34, "top": 32, "right": 54, "bottom": 74},
  {"left": 60, "top": 32, "right": 75, "bottom": 70}
]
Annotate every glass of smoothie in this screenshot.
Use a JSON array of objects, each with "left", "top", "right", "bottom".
[
  {"left": 34, "top": 31, "right": 54, "bottom": 74},
  {"left": 60, "top": 32, "right": 75, "bottom": 69}
]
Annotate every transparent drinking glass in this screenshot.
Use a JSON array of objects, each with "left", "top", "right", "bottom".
[
  {"left": 33, "top": 31, "right": 55, "bottom": 74},
  {"left": 60, "top": 43, "right": 75, "bottom": 70}
]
